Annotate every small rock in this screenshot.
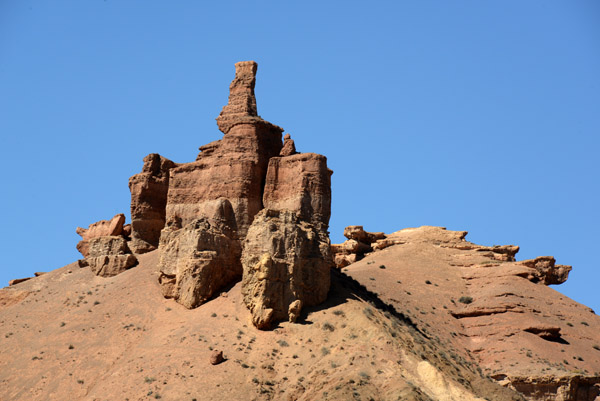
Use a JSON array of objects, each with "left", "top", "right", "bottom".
[{"left": 210, "top": 350, "right": 224, "bottom": 365}]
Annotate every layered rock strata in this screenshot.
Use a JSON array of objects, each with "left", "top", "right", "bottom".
[
  {"left": 128, "top": 153, "right": 177, "bottom": 253},
  {"left": 145, "top": 61, "right": 334, "bottom": 320},
  {"left": 263, "top": 152, "right": 332, "bottom": 227},
  {"left": 241, "top": 209, "right": 332, "bottom": 329},
  {"left": 164, "top": 61, "right": 283, "bottom": 237}
]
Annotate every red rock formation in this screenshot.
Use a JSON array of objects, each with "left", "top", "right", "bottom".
[
  {"left": 263, "top": 153, "right": 332, "bottom": 227},
  {"left": 165, "top": 62, "right": 283, "bottom": 238},
  {"left": 76, "top": 214, "right": 126, "bottom": 257},
  {"left": 128, "top": 153, "right": 176, "bottom": 253},
  {"left": 279, "top": 133, "right": 297, "bottom": 156},
  {"left": 216, "top": 61, "right": 260, "bottom": 134}
]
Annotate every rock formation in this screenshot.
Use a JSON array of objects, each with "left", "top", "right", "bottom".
[
  {"left": 85, "top": 236, "right": 137, "bottom": 277},
  {"left": 262, "top": 152, "right": 332, "bottom": 227},
  {"left": 157, "top": 200, "right": 241, "bottom": 309},
  {"left": 128, "top": 153, "right": 177, "bottom": 253},
  {"left": 75, "top": 213, "right": 137, "bottom": 277},
  {"left": 164, "top": 62, "right": 283, "bottom": 237},
  {"left": 279, "top": 133, "right": 297, "bottom": 156},
  {"left": 241, "top": 209, "right": 332, "bottom": 329},
  {"left": 75, "top": 213, "right": 127, "bottom": 258},
  {"left": 331, "top": 225, "right": 385, "bottom": 268},
  {"left": 124, "top": 61, "right": 336, "bottom": 323}
]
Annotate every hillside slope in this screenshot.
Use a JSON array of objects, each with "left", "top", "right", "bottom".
[{"left": 2, "top": 226, "right": 599, "bottom": 400}]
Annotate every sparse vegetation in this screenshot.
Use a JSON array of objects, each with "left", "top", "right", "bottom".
[
  {"left": 458, "top": 296, "right": 473, "bottom": 304},
  {"left": 211, "top": 313, "right": 217, "bottom": 318},
  {"left": 322, "top": 322, "right": 335, "bottom": 332},
  {"left": 277, "top": 340, "right": 289, "bottom": 347},
  {"left": 566, "top": 322, "right": 573, "bottom": 327},
  {"left": 321, "top": 347, "right": 330, "bottom": 356},
  {"left": 379, "top": 265, "right": 386, "bottom": 269},
  {"left": 145, "top": 377, "right": 156, "bottom": 383},
  {"left": 581, "top": 321, "right": 589, "bottom": 326}
]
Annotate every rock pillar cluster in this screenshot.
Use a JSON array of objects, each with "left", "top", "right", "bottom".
[
  {"left": 127, "top": 61, "right": 333, "bottom": 328},
  {"left": 75, "top": 62, "right": 333, "bottom": 328}
]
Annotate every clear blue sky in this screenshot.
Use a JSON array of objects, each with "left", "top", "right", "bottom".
[{"left": 1, "top": 1, "right": 599, "bottom": 313}]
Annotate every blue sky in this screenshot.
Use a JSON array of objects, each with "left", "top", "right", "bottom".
[{"left": 1, "top": 1, "right": 599, "bottom": 313}]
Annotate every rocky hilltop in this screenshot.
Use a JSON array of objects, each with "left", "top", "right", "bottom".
[{"left": 1, "top": 62, "right": 599, "bottom": 401}]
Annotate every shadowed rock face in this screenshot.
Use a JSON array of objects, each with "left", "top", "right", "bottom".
[
  {"left": 128, "top": 153, "right": 177, "bottom": 253},
  {"left": 241, "top": 209, "right": 332, "bottom": 329}
]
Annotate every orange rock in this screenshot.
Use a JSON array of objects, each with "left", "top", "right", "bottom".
[{"left": 76, "top": 214, "right": 126, "bottom": 257}]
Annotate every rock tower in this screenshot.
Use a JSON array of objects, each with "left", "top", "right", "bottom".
[{"left": 127, "top": 61, "right": 333, "bottom": 328}]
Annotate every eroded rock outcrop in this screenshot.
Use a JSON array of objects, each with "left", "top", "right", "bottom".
[
  {"left": 157, "top": 199, "right": 242, "bottom": 309},
  {"left": 85, "top": 236, "right": 137, "bottom": 277},
  {"left": 241, "top": 209, "right": 332, "bottom": 329},
  {"left": 129, "top": 153, "right": 177, "bottom": 253},
  {"left": 76, "top": 213, "right": 127, "bottom": 258},
  {"left": 331, "top": 225, "right": 385, "bottom": 268},
  {"left": 263, "top": 152, "right": 332, "bottom": 227},
  {"left": 151, "top": 61, "right": 333, "bottom": 317},
  {"left": 164, "top": 62, "right": 283, "bottom": 237}
]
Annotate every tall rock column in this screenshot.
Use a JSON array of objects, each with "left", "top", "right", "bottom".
[
  {"left": 242, "top": 151, "right": 334, "bottom": 329},
  {"left": 157, "top": 61, "right": 283, "bottom": 308},
  {"left": 128, "top": 153, "right": 176, "bottom": 253},
  {"left": 163, "top": 60, "right": 283, "bottom": 238}
]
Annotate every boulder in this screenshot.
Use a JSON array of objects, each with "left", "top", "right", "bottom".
[
  {"left": 331, "top": 225, "right": 386, "bottom": 268},
  {"left": 128, "top": 153, "right": 177, "bottom": 253},
  {"left": 76, "top": 214, "right": 126, "bottom": 257},
  {"left": 279, "top": 133, "right": 297, "bottom": 156},
  {"left": 518, "top": 256, "right": 572, "bottom": 285},
  {"left": 343, "top": 225, "right": 385, "bottom": 244},
  {"left": 210, "top": 350, "right": 224, "bottom": 365},
  {"left": 241, "top": 209, "right": 332, "bottom": 329},
  {"left": 85, "top": 236, "right": 137, "bottom": 277},
  {"left": 158, "top": 199, "right": 242, "bottom": 309}
]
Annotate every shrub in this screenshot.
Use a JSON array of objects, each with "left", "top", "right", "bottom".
[
  {"left": 322, "top": 322, "right": 335, "bottom": 332},
  {"left": 458, "top": 296, "right": 473, "bottom": 304},
  {"left": 379, "top": 265, "right": 386, "bottom": 269}
]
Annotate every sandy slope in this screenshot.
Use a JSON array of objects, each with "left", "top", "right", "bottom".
[{"left": 1, "top": 226, "right": 598, "bottom": 400}]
